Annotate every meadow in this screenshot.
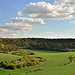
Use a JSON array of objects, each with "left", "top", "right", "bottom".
[{"left": 0, "top": 49, "right": 75, "bottom": 75}]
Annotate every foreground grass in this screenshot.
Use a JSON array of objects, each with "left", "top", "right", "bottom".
[
  {"left": 0, "top": 49, "right": 75, "bottom": 75},
  {"left": 0, "top": 53, "right": 23, "bottom": 62}
]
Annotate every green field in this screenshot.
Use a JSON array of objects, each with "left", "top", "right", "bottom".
[
  {"left": 0, "top": 49, "right": 75, "bottom": 75},
  {"left": 0, "top": 53, "right": 23, "bottom": 62}
]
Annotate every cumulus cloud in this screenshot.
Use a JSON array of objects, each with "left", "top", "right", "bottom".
[
  {"left": 55, "top": 0, "right": 75, "bottom": 7},
  {"left": 18, "top": 1, "right": 74, "bottom": 20},
  {"left": 70, "top": 21, "right": 75, "bottom": 24},
  {"left": 0, "top": 28, "right": 8, "bottom": 33},
  {"left": 0, "top": 22, "right": 33, "bottom": 34},
  {"left": 10, "top": 17, "right": 45, "bottom": 24},
  {"left": 55, "top": 0, "right": 71, "bottom": 3},
  {"left": 1, "top": 1, "right": 75, "bottom": 37}
]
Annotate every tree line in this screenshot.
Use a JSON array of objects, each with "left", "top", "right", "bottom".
[{"left": 0, "top": 38, "right": 75, "bottom": 52}]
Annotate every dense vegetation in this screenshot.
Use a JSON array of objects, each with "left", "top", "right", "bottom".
[
  {"left": 0, "top": 56, "right": 46, "bottom": 70},
  {"left": 0, "top": 49, "right": 46, "bottom": 70},
  {"left": 0, "top": 43, "right": 18, "bottom": 51},
  {"left": 0, "top": 38, "right": 75, "bottom": 52},
  {"left": 0, "top": 49, "right": 35, "bottom": 56},
  {"left": 0, "top": 38, "right": 75, "bottom": 71},
  {"left": 0, "top": 38, "right": 75, "bottom": 75}
]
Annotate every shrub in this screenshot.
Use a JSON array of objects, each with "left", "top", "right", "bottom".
[
  {"left": 39, "top": 59, "right": 45, "bottom": 62},
  {"left": 23, "top": 62, "right": 27, "bottom": 67},
  {"left": 0, "top": 61, "right": 7, "bottom": 67},
  {"left": 16, "top": 64, "right": 23, "bottom": 68},
  {"left": 36, "top": 61, "right": 40, "bottom": 64},
  {"left": 36, "top": 57, "right": 42, "bottom": 59},
  {"left": 27, "top": 62, "right": 31, "bottom": 67},
  {"left": 23, "top": 64, "right": 25, "bottom": 67},
  {"left": 31, "top": 59, "right": 35, "bottom": 62},
  {"left": 5, "top": 64, "right": 16, "bottom": 69},
  {"left": 31, "top": 53, "right": 35, "bottom": 55},
  {"left": 32, "top": 62, "right": 36, "bottom": 65},
  {"left": 0, "top": 53, "right": 46, "bottom": 70}
]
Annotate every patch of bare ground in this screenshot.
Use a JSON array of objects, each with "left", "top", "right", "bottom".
[{"left": 26, "top": 68, "right": 44, "bottom": 73}]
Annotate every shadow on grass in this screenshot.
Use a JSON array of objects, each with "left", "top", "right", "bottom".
[{"left": 23, "top": 49, "right": 64, "bottom": 54}]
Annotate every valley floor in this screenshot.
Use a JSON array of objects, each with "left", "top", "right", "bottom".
[{"left": 0, "top": 49, "right": 75, "bottom": 75}]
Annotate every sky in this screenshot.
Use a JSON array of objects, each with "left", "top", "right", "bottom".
[{"left": 0, "top": 0, "right": 75, "bottom": 38}]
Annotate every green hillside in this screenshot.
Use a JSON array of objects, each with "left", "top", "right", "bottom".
[
  {"left": 0, "top": 49, "right": 75, "bottom": 75},
  {"left": 0, "top": 53, "right": 23, "bottom": 62}
]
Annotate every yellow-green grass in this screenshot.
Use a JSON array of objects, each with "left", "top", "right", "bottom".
[
  {"left": 0, "top": 49, "right": 75, "bottom": 75},
  {"left": 0, "top": 53, "right": 23, "bottom": 62}
]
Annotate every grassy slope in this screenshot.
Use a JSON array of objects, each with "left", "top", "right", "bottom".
[
  {"left": 0, "top": 50, "right": 75, "bottom": 75},
  {"left": 0, "top": 53, "right": 23, "bottom": 75},
  {"left": 0, "top": 53, "right": 23, "bottom": 62}
]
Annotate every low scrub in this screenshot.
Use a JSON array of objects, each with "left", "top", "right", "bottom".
[
  {"left": 0, "top": 50, "right": 35, "bottom": 56},
  {"left": 0, "top": 56, "right": 46, "bottom": 70}
]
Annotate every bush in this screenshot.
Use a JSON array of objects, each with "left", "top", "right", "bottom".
[
  {"left": 23, "top": 62, "right": 27, "bottom": 67},
  {"left": 0, "top": 53, "right": 46, "bottom": 70},
  {"left": 31, "top": 59, "right": 35, "bottom": 62},
  {"left": 36, "top": 57, "right": 42, "bottom": 59},
  {"left": 39, "top": 59, "right": 46, "bottom": 62},
  {"left": 23, "top": 64, "right": 25, "bottom": 67},
  {"left": 16, "top": 64, "right": 23, "bottom": 68},
  {"left": 27, "top": 62, "right": 31, "bottom": 67},
  {"left": 31, "top": 53, "right": 35, "bottom": 55},
  {"left": 5, "top": 64, "right": 16, "bottom": 69},
  {"left": 32, "top": 62, "right": 37, "bottom": 65},
  {"left": 0, "top": 61, "right": 7, "bottom": 67},
  {"left": 36, "top": 61, "right": 40, "bottom": 64}
]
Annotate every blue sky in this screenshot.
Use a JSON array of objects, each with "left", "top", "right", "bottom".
[{"left": 0, "top": 0, "right": 75, "bottom": 38}]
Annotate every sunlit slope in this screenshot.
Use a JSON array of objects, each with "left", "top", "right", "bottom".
[
  {"left": 0, "top": 50, "right": 75, "bottom": 75},
  {"left": 0, "top": 53, "right": 23, "bottom": 62}
]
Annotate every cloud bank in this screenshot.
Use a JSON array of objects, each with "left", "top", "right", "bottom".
[
  {"left": 1, "top": 1, "right": 75, "bottom": 37},
  {"left": 55, "top": 0, "right": 75, "bottom": 7},
  {"left": 0, "top": 22, "right": 33, "bottom": 36},
  {"left": 10, "top": 17, "right": 45, "bottom": 24},
  {"left": 70, "top": 21, "right": 75, "bottom": 24},
  {"left": 18, "top": 1, "right": 74, "bottom": 20}
]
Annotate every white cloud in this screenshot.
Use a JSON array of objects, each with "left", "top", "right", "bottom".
[
  {"left": 10, "top": 17, "right": 45, "bottom": 24},
  {"left": 46, "top": 32, "right": 55, "bottom": 34},
  {"left": 10, "top": 33, "right": 17, "bottom": 36},
  {"left": 23, "top": 33, "right": 27, "bottom": 35},
  {"left": 55, "top": 0, "right": 75, "bottom": 7},
  {"left": 48, "top": 36, "right": 56, "bottom": 38},
  {"left": 0, "top": 28, "right": 8, "bottom": 33},
  {"left": 55, "top": 0, "right": 71, "bottom": 3},
  {"left": 0, "top": 22, "right": 33, "bottom": 34},
  {"left": 70, "top": 21, "right": 75, "bottom": 24},
  {"left": 18, "top": 1, "right": 74, "bottom": 20}
]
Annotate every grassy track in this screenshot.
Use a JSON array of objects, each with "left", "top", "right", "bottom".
[{"left": 0, "top": 50, "right": 75, "bottom": 75}]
